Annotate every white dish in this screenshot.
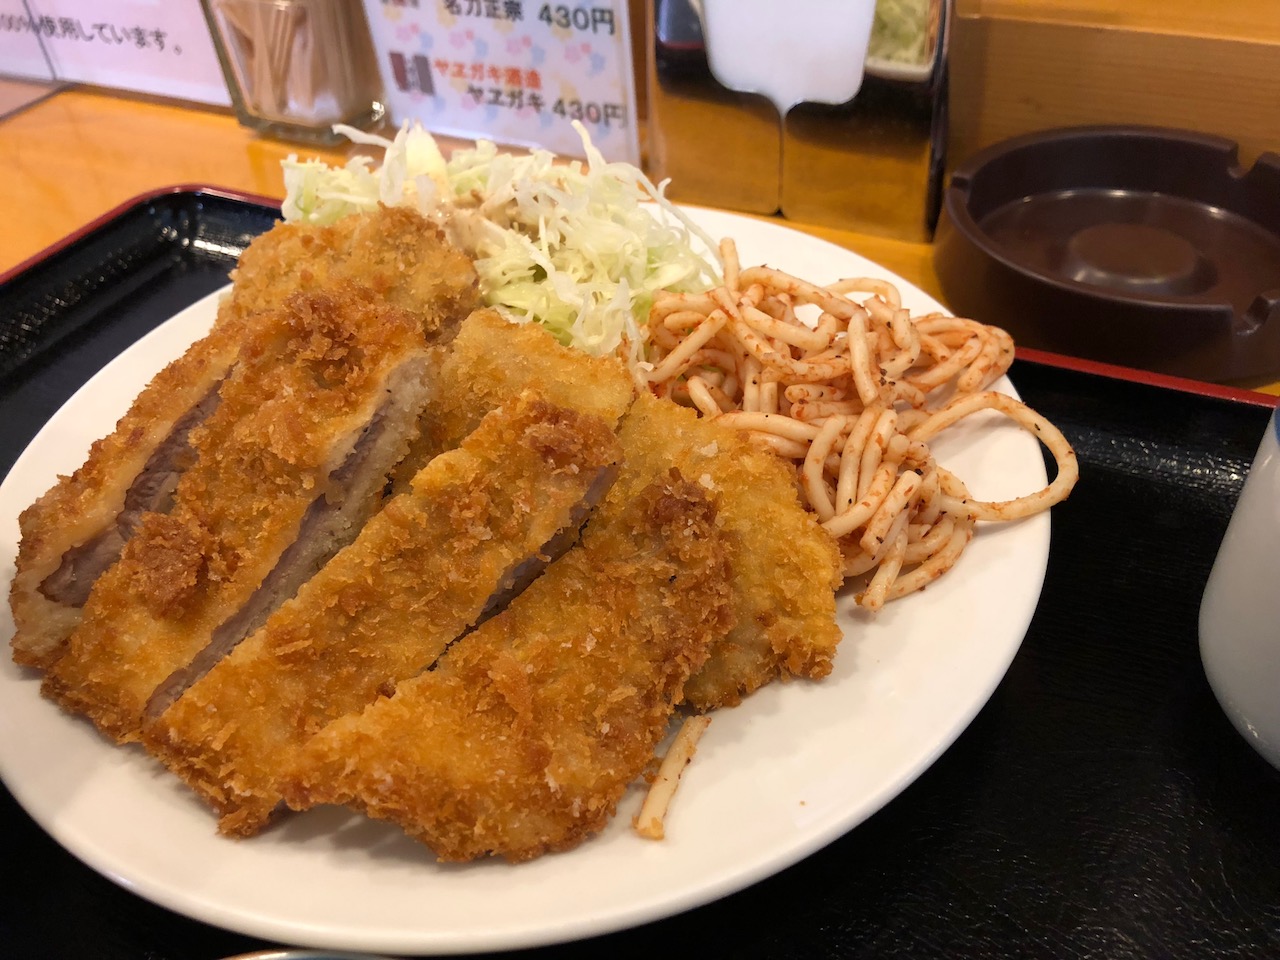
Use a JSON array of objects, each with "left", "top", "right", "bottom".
[{"left": 0, "top": 208, "right": 1050, "bottom": 955}]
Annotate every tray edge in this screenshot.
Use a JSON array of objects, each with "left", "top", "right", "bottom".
[{"left": 0, "top": 184, "right": 282, "bottom": 287}]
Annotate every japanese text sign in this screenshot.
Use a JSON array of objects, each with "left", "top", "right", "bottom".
[
  {"left": 362, "top": 0, "right": 640, "bottom": 164},
  {"left": 0, "top": 0, "right": 229, "bottom": 106}
]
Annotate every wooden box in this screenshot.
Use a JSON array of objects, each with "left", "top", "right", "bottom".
[{"left": 949, "top": 0, "right": 1280, "bottom": 171}]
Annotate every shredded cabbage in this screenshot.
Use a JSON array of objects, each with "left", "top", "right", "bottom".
[
  {"left": 281, "top": 122, "right": 721, "bottom": 363},
  {"left": 868, "top": 0, "right": 931, "bottom": 65}
]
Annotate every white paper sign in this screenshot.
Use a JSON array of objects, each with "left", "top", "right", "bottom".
[
  {"left": 702, "top": 0, "right": 874, "bottom": 115},
  {"left": 362, "top": 0, "right": 639, "bottom": 164},
  {"left": 0, "top": 2, "right": 56, "bottom": 80},
  {"left": 2, "top": 0, "right": 229, "bottom": 105}
]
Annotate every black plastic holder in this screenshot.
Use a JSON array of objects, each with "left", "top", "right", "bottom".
[{"left": 936, "top": 125, "right": 1280, "bottom": 382}]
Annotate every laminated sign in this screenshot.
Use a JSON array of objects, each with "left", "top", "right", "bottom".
[
  {"left": 362, "top": 0, "right": 639, "bottom": 164},
  {"left": 0, "top": 0, "right": 229, "bottom": 105}
]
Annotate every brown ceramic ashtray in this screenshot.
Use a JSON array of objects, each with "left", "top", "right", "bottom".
[{"left": 933, "top": 126, "right": 1280, "bottom": 381}]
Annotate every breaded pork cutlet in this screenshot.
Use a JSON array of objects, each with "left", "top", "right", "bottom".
[
  {"left": 9, "top": 324, "right": 238, "bottom": 671},
  {"left": 228, "top": 204, "right": 479, "bottom": 345},
  {"left": 425, "top": 308, "right": 637, "bottom": 449},
  {"left": 617, "top": 393, "right": 844, "bottom": 710},
  {"left": 283, "top": 470, "right": 733, "bottom": 862},
  {"left": 43, "top": 285, "right": 435, "bottom": 743},
  {"left": 144, "top": 392, "right": 624, "bottom": 837},
  {"left": 393, "top": 308, "right": 636, "bottom": 486},
  {"left": 9, "top": 205, "right": 477, "bottom": 671}
]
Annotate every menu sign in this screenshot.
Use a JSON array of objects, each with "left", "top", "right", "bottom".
[
  {"left": 362, "top": 0, "right": 640, "bottom": 164},
  {"left": 0, "top": 0, "right": 229, "bottom": 106}
]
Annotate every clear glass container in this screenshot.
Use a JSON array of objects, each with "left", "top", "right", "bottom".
[{"left": 201, "top": 0, "right": 385, "bottom": 144}]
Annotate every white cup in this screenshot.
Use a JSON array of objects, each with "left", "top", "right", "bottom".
[{"left": 1199, "top": 403, "right": 1280, "bottom": 768}]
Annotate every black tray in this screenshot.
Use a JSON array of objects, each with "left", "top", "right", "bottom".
[{"left": 3, "top": 190, "right": 1279, "bottom": 960}]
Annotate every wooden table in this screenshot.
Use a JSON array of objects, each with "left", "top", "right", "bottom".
[
  {"left": 0, "top": 87, "right": 940, "bottom": 293},
  {"left": 1, "top": 84, "right": 1275, "bottom": 401}
]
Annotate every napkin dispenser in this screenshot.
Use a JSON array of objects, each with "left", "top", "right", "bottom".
[{"left": 646, "top": 0, "right": 949, "bottom": 242}]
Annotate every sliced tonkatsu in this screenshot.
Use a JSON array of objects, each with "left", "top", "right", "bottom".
[
  {"left": 42, "top": 284, "right": 436, "bottom": 742},
  {"left": 10, "top": 322, "right": 242, "bottom": 671},
  {"left": 144, "top": 392, "right": 624, "bottom": 836},
  {"left": 615, "top": 393, "right": 844, "bottom": 710},
  {"left": 10, "top": 205, "right": 478, "bottom": 671},
  {"left": 392, "top": 307, "right": 637, "bottom": 485},
  {"left": 283, "top": 469, "right": 733, "bottom": 862}
]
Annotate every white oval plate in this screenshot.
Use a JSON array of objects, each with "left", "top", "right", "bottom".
[{"left": 0, "top": 208, "right": 1049, "bottom": 955}]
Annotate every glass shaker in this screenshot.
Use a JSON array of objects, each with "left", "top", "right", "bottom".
[{"left": 201, "top": 0, "right": 385, "bottom": 143}]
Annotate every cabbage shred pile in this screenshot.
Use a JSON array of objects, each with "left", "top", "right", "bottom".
[
  {"left": 281, "top": 123, "right": 722, "bottom": 364},
  {"left": 867, "top": 0, "right": 932, "bottom": 66}
]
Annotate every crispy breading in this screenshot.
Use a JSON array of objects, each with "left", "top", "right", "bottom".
[
  {"left": 144, "top": 392, "right": 624, "bottom": 836},
  {"left": 394, "top": 308, "right": 636, "bottom": 484},
  {"left": 9, "top": 321, "right": 240, "bottom": 671},
  {"left": 225, "top": 204, "right": 479, "bottom": 343},
  {"left": 42, "top": 286, "right": 434, "bottom": 743},
  {"left": 9, "top": 205, "right": 478, "bottom": 672},
  {"left": 416, "top": 315, "right": 840, "bottom": 706},
  {"left": 616, "top": 393, "right": 844, "bottom": 710},
  {"left": 282, "top": 469, "right": 733, "bottom": 862},
  {"left": 428, "top": 308, "right": 637, "bottom": 443}
]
